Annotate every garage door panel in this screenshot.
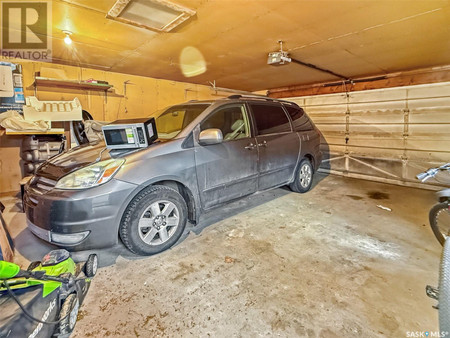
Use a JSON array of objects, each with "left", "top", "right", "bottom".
[
  {"left": 348, "top": 101, "right": 406, "bottom": 112},
  {"left": 405, "top": 150, "right": 450, "bottom": 162},
  {"left": 304, "top": 105, "right": 347, "bottom": 114},
  {"left": 406, "top": 137, "right": 450, "bottom": 153},
  {"left": 408, "top": 97, "right": 450, "bottom": 109},
  {"left": 321, "top": 152, "right": 345, "bottom": 171},
  {"left": 409, "top": 108, "right": 450, "bottom": 123},
  {"left": 319, "top": 134, "right": 341, "bottom": 145},
  {"left": 349, "top": 110, "right": 404, "bottom": 124},
  {"left": 315, "top": 123, "right": 346, "bottom": 134},
  {"left": 347, "top": 146, "right": 404, "bottom": 159},
  {"left": 348, "top": 137, "right": 404, "bottom": 150},
  {"left": 409, "top": 123, "right": 450, "bottom": 137},
  {"left": 349, "top": 124, "right": 404, "bottom": 135},
  {"left": 320, "top": 144, "right": 340, "bottom": 153},
  {"left": 288, "top": 81, "right": 450, "bottom": 188},
  {"left": 320, "top": 130, "right": 346, "bottom": 137},
  {"left": 406, "top": 83, "right": 450, "bottom": 99},
  {"left": 320, "top": 135, "right": 346, "bottom": 145},
  {"left": 311, "top": 117, "right": 345, "bottom": 124},
  {"left": 308, "top": 112, "right": 346, "bottom": 124},
  {"left": 324, "top": 144, "right": 346, "bottom": 154},
  {"left": 349, "top": 89, "right": 407, "bottom": 103},
  {"left": 302, "top": 94, "right": 347, "bottom": 106},
  {"left": 347, "top": 156, "right": 404, "bottom": 178},
  {"left": 322, "top": 136, "right": 346, "bottom": 146}
]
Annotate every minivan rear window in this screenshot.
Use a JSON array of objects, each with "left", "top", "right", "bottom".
[
  {"left": 284, "top": 105, "right": 313, "bottom": 131},
  {"left": 250, "top": 104, "right": 291, "bottom": 135}
]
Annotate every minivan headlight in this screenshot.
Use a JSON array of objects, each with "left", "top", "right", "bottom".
[{"left": 55, "top": 158, "right": 125, "bottom": 190}]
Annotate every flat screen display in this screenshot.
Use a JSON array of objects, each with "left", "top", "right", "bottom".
[{"left": 104, "top": 128, "right": 135, "bottom": 145}]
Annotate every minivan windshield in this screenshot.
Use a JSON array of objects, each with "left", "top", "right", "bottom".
[{"left": 155, "top": 104, "right": 211, "bottom": 140}]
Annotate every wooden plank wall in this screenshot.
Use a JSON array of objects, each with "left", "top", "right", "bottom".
[
  {"left": 288, "top": 82, "right": 450, "bottom": 189},
  {"left": 0, "top": 212, "right": 14, "bottom": 261},
  {"left": 0, "top": 59, "right": 222, "bottom": 194}
]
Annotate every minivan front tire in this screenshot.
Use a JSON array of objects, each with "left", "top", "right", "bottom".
[{"left": 119, "top": 185, "right": 188, "bottom": 255}]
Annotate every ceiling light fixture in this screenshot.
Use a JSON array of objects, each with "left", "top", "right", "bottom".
[
  {"left": 106, "top": 0, "right": 196, "bottom": 33},
  {"left": 63, "top": 31, "right": 72, "bottom": 45}
]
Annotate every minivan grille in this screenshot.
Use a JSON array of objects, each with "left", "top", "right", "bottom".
[{"left": 34, "top": 176, "right": 57, "bottom": 192}]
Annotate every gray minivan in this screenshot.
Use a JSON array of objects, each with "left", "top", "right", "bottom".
[{"left": 24, "top": 95, "right": 322, "bottom": 255}]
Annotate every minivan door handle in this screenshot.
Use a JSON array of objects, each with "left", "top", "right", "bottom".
[{"left": 244, "top": 143, "right": 256, "bottom": 150}]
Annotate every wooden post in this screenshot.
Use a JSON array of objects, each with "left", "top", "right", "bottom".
[{"left": 64, "top": 121, "right": 71, "bottom": 149}]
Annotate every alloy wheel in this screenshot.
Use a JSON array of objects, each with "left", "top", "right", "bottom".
[
  {"left": 300, "top": 164, "right": 312, "bottom": 188},
  {"left": 138, "top": 200, "right": 180, "bottom": 246}
]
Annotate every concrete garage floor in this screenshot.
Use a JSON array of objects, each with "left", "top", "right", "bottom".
[{"left": 1, "top": 173, "right": 442, "bottom": 337}]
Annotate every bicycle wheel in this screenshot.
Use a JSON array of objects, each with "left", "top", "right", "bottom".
[
  {"left": 429, "top": 202, "right": 450, "bottom": 246},
  {"left": 439, "top": 239, "right": 450, "bottom": 332}
]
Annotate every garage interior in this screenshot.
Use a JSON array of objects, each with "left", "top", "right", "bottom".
[{"left": 0, "top": 0, "right": 449, "bottom": 337}]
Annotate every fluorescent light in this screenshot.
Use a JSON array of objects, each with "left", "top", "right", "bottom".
[{"left": 107, "top": 0, "right": 196, "bottom": 33}]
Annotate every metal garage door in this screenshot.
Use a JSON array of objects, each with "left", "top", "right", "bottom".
[{"left": 288, "top": 82, "right": 450, "bottom": 189}]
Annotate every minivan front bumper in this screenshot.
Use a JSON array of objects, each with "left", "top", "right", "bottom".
[
  {"left": 24, "top": 178, "right": 138, "bottom": 250},
  {"left": 27, "top": 220, "right": 90, "bottom": 246}
]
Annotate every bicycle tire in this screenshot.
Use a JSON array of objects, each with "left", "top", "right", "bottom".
[
  {"left": 429, "top": 202, "right": 450, "bottom": 246},
  {"left": 439, "top": 239, "right": 450, "bottom": 332}
]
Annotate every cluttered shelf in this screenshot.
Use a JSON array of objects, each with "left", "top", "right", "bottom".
[
  {"left": 5, "top": 128, "right": 65, "bottom": 135},
  {"left": 33, "top": 77, "right": 113, "bottom": 91}
]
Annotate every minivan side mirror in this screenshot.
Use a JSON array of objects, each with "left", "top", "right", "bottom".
[{"left": 198, "top": 128, "right": 223, "bottom": 145}]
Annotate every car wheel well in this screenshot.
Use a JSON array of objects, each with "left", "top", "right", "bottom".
[
  {"left": 153, "top": 180, "right": 197, "bottom": 224},
  {"left": 303, "top": 154, "right": 315, "bottom": 171}
]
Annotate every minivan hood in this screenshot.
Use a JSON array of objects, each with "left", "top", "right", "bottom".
[
  {"left": 37, "top": 140, "right": 168, "bottom": 181},
  {"left": 37, "top": 142, "right": 111, "bottom": 180}
]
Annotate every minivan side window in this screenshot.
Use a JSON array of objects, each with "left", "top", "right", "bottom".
[
  {"left": 283, "top": 105, "right": 314, "bottom": 131},
  {"left": 200, "top": 104, "right": 251, "bottom": 141},
  {"left": 250, "top": 103, "right": 292, "bottom": 135}
]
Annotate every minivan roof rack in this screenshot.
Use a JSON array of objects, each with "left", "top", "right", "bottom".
[{"left": 226, "top": 94, "right": 297, "bottom": 105}]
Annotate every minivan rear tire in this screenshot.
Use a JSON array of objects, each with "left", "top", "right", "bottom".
[
  {"left": 119, "top": 185, "right": 188, "bottom": 255},
  {"left": 290, "top": 158, "right": 314, "bottom": 193}
]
